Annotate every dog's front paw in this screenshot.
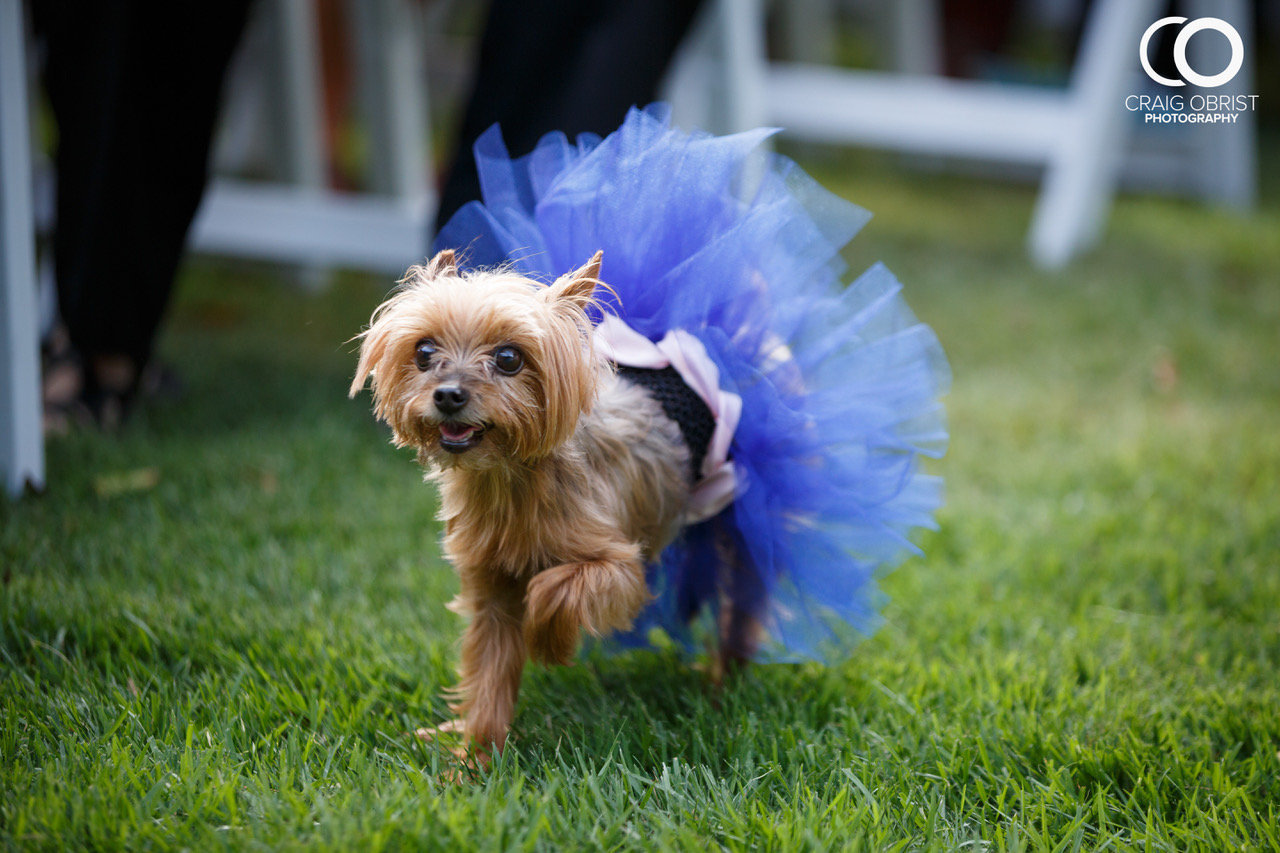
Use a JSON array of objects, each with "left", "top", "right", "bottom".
[
  {"left": 413, "top": 718, "right": 467, "bottom": 742},
  {"left": 524, "top": 564, "right": 582, "bottom": 665},
  {"left": 414, "top": 719, "right": 497, "bottom": 780}
]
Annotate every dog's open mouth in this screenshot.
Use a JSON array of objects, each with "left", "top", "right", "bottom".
[{"left": 439, "top": 421, "right": 485, "bottom": 453}]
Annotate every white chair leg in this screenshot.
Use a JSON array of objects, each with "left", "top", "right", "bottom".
[
  {"left": 663, "top": 4, "right": 719, "bottom": 133},
  {"left": 1187, "top": 0, "right": 1256, "bottom": 209},
  {"left": 1029, "top": 0, "right": 1164, "bottom": 269},
  {"left": 270, "top": 0, "right": 327, "bottom": 190},
  {"left": 352, "top": 0, "right": 433, "bottom": 212},
  {"left": 716, "top": 0, "right": 768, "bottom": 135},
  {"left": 262, "top": 0, "right": 329, "bottom": 287},
  {"left": 0, "top": 0, "right": 45, "bottom": 496},
  {"left": 890, "top": 0, "right": 942, "bottom": 76}
]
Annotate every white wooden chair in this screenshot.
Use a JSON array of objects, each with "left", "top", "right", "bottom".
[
  {"left": 671, "top": 0, "right": 1256, "bottom": 268},
  {"left": 190, "top": 0, "right": 437, "bottom": 272}
]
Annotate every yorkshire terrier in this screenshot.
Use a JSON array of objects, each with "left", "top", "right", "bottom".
[{"left": 351, "top": 248, "right": 748, "bottom": 761}]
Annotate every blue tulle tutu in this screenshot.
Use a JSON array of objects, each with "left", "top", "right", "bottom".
[{"left": 434, "top": 105, "right": 949, "bottom": 662}]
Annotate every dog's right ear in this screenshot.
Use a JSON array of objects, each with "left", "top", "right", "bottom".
[{"left": 422, "top": 248, "right": 458, "bottom": 278}]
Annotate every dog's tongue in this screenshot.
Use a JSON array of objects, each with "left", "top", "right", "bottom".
[{"left": 440, "top": 423, "right": 476, "bottom": 441}]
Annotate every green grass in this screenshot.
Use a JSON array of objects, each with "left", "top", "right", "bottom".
[{"left": 4, "top": 149, "right": 1279, "bottom": 850}]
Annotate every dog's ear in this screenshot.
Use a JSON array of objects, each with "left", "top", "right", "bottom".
[
  {"left": 348, "top": 324, "right": 387, "bottom": 398},
  {"left": 546, "top": 250, "right": 603, "bottom": 312},
  {"left": 518, "top": 251, "right": 603, "bottom": 457},
  {"left": 423, "top": 248, "right": 458, "bottom": 279},
  {"left": 349, "top": 283, "right": 414, "bottom": 399}
]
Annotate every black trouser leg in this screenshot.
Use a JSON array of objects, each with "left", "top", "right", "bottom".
[
  {"left": 434, "top": 0, "right": 704, "bottom": 235},
  {"left": 37, "top": 0, "right": 253, "bottom": 371}
]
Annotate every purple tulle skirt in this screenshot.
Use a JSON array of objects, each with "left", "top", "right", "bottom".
[{"left": 434, "top": 105, "right": 949, "bottom": 661}]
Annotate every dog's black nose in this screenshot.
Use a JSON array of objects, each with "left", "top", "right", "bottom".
[{"left": 433, "top": 385, "right": 470, "bottom": 414}]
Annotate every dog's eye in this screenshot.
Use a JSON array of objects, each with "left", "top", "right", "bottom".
[
  {"left": 414, "top": 339, "right": 437, "bottom": 371},
  {"left": 493, "top": 345, "right": 524, "bottom": 376}
]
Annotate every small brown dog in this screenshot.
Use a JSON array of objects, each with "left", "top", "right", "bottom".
[{"left": 351, "top": 248, "right": 719, "bottom": 759}]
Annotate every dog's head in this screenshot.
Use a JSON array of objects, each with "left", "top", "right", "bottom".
[{"left": 350, "top": 249, "right": 603, "bottom": 468}]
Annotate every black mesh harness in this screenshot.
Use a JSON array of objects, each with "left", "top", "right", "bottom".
[{"left": 615, "top": 364, "right": 717, "bottom": 483}]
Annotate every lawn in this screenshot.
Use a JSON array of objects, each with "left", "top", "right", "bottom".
[{"left": 3, "top": 146, "right": 1278, "bottom": 850}]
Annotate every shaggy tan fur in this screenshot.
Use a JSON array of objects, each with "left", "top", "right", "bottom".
[{"left": 351, "top": 249, "right": 694, "bottom": 759}]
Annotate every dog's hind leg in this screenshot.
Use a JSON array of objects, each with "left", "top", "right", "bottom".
[{"left": 716, "top": 523, "right": 764, "bottom": 682}]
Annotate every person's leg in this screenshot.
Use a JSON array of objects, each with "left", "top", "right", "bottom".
[
  {"left": 434, "top": 0, "right": 703, "bottom": 234},
  {"left": 39, "top": 0, "right": 252, "bottom": 421}
]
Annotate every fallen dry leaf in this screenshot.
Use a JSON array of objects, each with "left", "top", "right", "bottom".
[{"left": 93, "top": 468, "right": 160, "bottom": 498}]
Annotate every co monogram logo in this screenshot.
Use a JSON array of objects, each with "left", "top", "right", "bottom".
[{"left": 1140, "top": 17, "right": 1243, "bottom": 88}]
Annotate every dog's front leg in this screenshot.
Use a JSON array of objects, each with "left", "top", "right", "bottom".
[
  {"left": 524, "top": 540, "right": 650, "bottom": 665},
  {"left": 447, "top": 572, "right": 527, "bottom": 757}
]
